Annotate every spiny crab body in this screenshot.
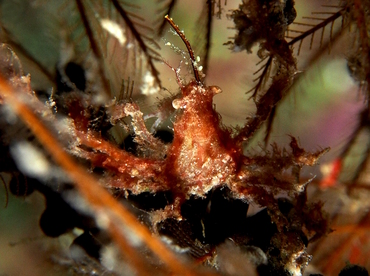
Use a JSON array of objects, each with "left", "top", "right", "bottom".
[
  {"left": 74, "top": 79, "right": 327, "bottom": 215},
  {"left": 76, "top": 81, "right": 242, "bottom": 201},
  {"left": 167, "top": 83, "right": 240, "bottom": 196}
]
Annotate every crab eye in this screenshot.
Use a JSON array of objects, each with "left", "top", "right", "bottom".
[{"left": 209, "top": 86, "right": 222, "bottom": 95}]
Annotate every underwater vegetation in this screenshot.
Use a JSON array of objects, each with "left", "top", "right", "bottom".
[{"left": 0, "top": 0, "right": 370, "bottom": 275}]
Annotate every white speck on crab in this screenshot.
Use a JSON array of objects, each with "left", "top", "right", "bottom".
[
  {"left": 131, "top": 169, "right": 139, "bottom": 177},
  {"left": 165, "top": 42, "right": 171, "bottom": 46},
  {"left": 211, "top": 177, "right": 219, "bottom": 186},
  {"left": 198, "top": 66, "right": 203, "bottom": 71},
  {"left": 196, "top": 56, "right": 200, "bottom": 62},
  {"left": 222, "top": 156, "right": 231, "bottom": 163}
]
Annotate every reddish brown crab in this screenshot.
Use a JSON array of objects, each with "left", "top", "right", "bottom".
[
  {"left": 69, "top": 16, "right": 328, "bottom": 222},
  {"left": 74, "top": 84, "right": 325, "bottom": 235},
  {"left": 76, "top": 81, "right": 239, "bottom": 196},
  {"left": 75, "top": 81, "right": 325, "bottom": 212}
]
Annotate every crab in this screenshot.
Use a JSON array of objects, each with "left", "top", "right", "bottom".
[
  {"left": 73, "top": 80, "right": 326, "bottom": 215},
  {"left": 68, "top": 17, "right": 328, "bottom": 224}
]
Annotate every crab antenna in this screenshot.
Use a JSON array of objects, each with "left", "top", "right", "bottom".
[{"left": 165, "top": 15, "right": 201, "bottom": 83}]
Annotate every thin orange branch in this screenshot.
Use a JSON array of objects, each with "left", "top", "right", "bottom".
[{"left": 107, "top": 221, "right": 152, "bottom": 276}]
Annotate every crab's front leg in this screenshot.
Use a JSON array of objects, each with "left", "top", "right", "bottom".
[
  {"left": 110, "top": 102, "right": 168, "bottom": 159},
  {"left": 70, "top": 101, "right": 171, "bottom": 194},
  {"left": 74, "top": 129, "right": 170, "bottom": 194}
]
